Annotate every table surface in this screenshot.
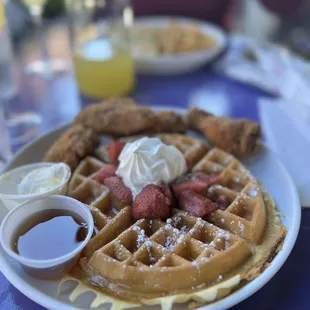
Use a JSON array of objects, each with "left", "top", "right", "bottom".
[{"left": 1, "top": 54, "right": 309, "bottom": 309}]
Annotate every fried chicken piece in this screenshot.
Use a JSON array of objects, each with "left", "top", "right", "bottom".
[
  {"left": 188, "top": 107, "right": 261, "bottom": 157},
  {"left": 43, "top": 124, "right": 100, "bottom": 170},
  {"left": 147, "top": 111, "right": 188, "bottom": 133},
  {"left": 74, "top": 98, "right": 156, "bottom": 136}
]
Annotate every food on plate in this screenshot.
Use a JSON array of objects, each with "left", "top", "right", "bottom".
[
  {"left": 104, "top": 176, "right": 133, "bottom": 207},
  {"left": 0, "top": 163, "right": 71, "bottom": 211},
  {"left": 95, "top": 134, "right": 208, "bottom": 170},
  {"left": 132, "top": 184, "right": 171, "bottom": 220},
  {"left": 74, "top": 98, "right": 157, "bottom": 136},
  {"left": 188, "top": 107, "right": 261, "bottom": 157},
  {"left": 146, "top": 110, "right": 188, "bottom": 133},
  {"left": 18, "top": 163, "right": 67, "bottom": 195},
  {"left": 5, "top": 103, "right": 287, "bottom": 309},
  {"left": 158, "top": 22, "right": 216, "bottom": 54},
  {"left": 107, "top": 141, "right": 125, "bottom": 162},
  {"left": 60, "top": 131, "right": 286, "bottom": 309},
  {"left": 94, "top": 164, "right": 117, "bottom": 184},
  {"left": 113, "top": 22, "right": 216, "bottom": 56},
  {"left": 74, "top": 99, "right": 187, "bottom": 136},
  {"left": 115, "top": 137, "right": 187, "bottom": 198},
  {"left": 43, "top": 124, "right": 100, "bottom": 170}
]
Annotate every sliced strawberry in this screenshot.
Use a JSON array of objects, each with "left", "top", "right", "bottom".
[
  {"left": 192, "top": 172, "right": 221, "bottom": 186},
  {"left": 133, "top": 184, "right": 171, "bottom": 220},
  {"left": 160, "top": 182, "right": 176, "bottom": 208},
  {"left": 108, "top": 141, "right": 125, "bottom": 161},
  {"left": 104, "top": 176, "right": 133, "bottom": 206},
  {"left": 178, "top": 189, "right": 218, "bottom": 217},
  {"left": 172, "top": 180, "right": 208, "bottom": 198},
  {"left": 94, "top": 164, "right": 117, "bottom": 184},
  {"left": 216, "top": 195, "right": 230, "bottom": 210}
]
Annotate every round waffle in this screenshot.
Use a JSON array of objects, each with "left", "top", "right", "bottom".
[{"left": 65, "top": 134, "right": 287, "bottom": 307}]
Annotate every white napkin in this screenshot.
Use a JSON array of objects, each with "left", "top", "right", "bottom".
[
  {"left": 217, "top": 34, "right": 310, "bottom": 105},
  {"left": 259, "top": 98, "right": 310, "bottom": 206}
]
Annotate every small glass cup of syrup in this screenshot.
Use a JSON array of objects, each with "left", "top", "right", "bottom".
[{"left": 0, "top": 195, "right": 94, "bottom": 280}]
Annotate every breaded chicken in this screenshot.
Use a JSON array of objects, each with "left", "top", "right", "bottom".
[
  {"left": 147, "top": 111, "right": 188, "bottom": 133},
  {"left": 187, "top": 107, "right": 261, "bottom": 157},
  {"left": 43, "top": 124, "right": 100, "bottom": 170},
  {"left": 74, "top": 98, "right": 157, "bottom": 136}
]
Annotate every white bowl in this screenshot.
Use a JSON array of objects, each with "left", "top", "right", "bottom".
[
  {"left": 0, "top": 163, "right": 71, "bottom": 211},
  {"left": 0, "top": 195, "right": 94, "bottom": 280},
  {"left": 132, "top": 16, "right": 227, "bottom": 75}
]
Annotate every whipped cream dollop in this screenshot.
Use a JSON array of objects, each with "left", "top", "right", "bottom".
[
  {"left": 116, "top": 137, "right": 187, "bottom": 198},
  {"left": 18, "top": 163, "right": 68, "bottom": 195}
]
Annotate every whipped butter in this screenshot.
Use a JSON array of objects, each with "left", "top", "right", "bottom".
[
  {"left": 116, "top": 137, "right": 187, "bottom": 198},
  {"left": 18, "top": 163, "right": 68, "bottom": 195}
]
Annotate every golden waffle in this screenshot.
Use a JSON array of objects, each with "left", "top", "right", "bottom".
[
  {"left": 193, "top": 148, "right": 266, "bottom": 244},
  {"left": 95, "top": 134, "right": 208, "bottom": 168},
  {"left": 64, "top": 140, "right": 286, "bottom": 308}
]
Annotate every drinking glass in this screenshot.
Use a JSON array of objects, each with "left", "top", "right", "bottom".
[
  {"left": 1, "top": 0, "right": 41, "bottom": 151},
  {"left": 66, "top": 0, "right": 135, "bottom": 99},
  {"left": 22, "top": 0, "right": 70, "bottom": 78},
  {"left": 0, "top": 102, "right": 11, "bottom": 171}
]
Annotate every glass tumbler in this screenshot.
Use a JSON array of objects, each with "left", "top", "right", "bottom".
[{"left": 67, "top": 0, "right": 135, "bottom": 99}]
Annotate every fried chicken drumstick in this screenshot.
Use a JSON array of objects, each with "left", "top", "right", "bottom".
[
  {"left": 43, "top": 124, "right": 100, "bottom": 170},
  {"left": 188, "top": 107, "right": 261, "bottom": 157}
]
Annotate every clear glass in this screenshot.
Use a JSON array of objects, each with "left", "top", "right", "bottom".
[
  {"left": 67, "top": 0, "right": 135, "bottom": 99},
  {"left": 0, "top": 102, "right": 11, "bottom": 171},
  {"left": 22, "top": 0, "right": 70, "bottom": 78},
  {"left": 0, "top": 2, "right": 41, "bottom": 151}
]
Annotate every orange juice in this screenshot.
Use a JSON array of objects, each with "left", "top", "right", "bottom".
[{"left": 73, "top": 39, "right": 135, "bottom": 99}]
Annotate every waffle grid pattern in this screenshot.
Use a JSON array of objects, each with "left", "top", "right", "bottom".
[
  {"left": 193, "top": 148, "right": 266, "bottom": 244},
  {"left": 67, "top": 142, "right": 266, "bottom": 293}
]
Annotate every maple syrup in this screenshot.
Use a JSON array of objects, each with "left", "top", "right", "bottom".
[{"left": 12, "top": 209, "right": 88, "bottom": 260}]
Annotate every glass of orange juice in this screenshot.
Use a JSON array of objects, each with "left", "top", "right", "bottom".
[{"left": 67, "top": 0, "right": 135, "bottom": 99}]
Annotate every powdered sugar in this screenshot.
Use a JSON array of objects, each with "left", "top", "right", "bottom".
[
  {"left": 248, "top": 183, "right": 257, "bottom": 197},
  {"left": 238, "top": 221, "right": 245, "bottom": 235},
  {"left": 234, "top": 176, "right": 241, "bottom": 183},
  {"left": 145, "top": 241, "right": 156, "bottom": 264},
  {"left": 180, "top": 225, "right": 188, "bottom": 233},
  {"left": 171, "top": 215, "right": 182, "bottom": 227},
  {"left": 135, "top": 227, "right": 146, "bottom": 249},
  {"left": 165, "top": 224, "right": 172, "bottom": 230},
  {"left": 209, "top": 241, "right": 216, "bottom": 248},
  {"left": 145, "top": 240, "right": 152, "bottom": 248},
  {"left": 192, "top": 261, "right": 199, "bottom": 268},
  {"left": 165, "top": 236, "right": 174, "bottom": 250},
  {"left": 224, "top": 155, "right": 233, "bottom": 165},
  {"left": 196, "top": 218, "right": 204, "bottom": 227}
]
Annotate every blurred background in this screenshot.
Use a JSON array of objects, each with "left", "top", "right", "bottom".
[{"left": 1, "top": 0, "right": 310, "bottom": 167}]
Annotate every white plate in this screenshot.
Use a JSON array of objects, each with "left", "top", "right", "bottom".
[
  {"left": 131, "top": 16, "right": 227, "bottom": 75},
  {"left": 0, "top": 108, "right": 300, "bottom": 310}
]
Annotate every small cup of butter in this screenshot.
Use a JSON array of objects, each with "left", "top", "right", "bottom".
[{"left": 0, "top": 163, "right": 71, "bottom": 211}]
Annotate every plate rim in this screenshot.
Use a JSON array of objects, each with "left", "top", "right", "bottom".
[{"left": 0, "top": 107, "right": 301, "bottom": 310}]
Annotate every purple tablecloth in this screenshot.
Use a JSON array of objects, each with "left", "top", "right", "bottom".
[{"left": 1, "top": 68, "right": 308, "bottom": 309}]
